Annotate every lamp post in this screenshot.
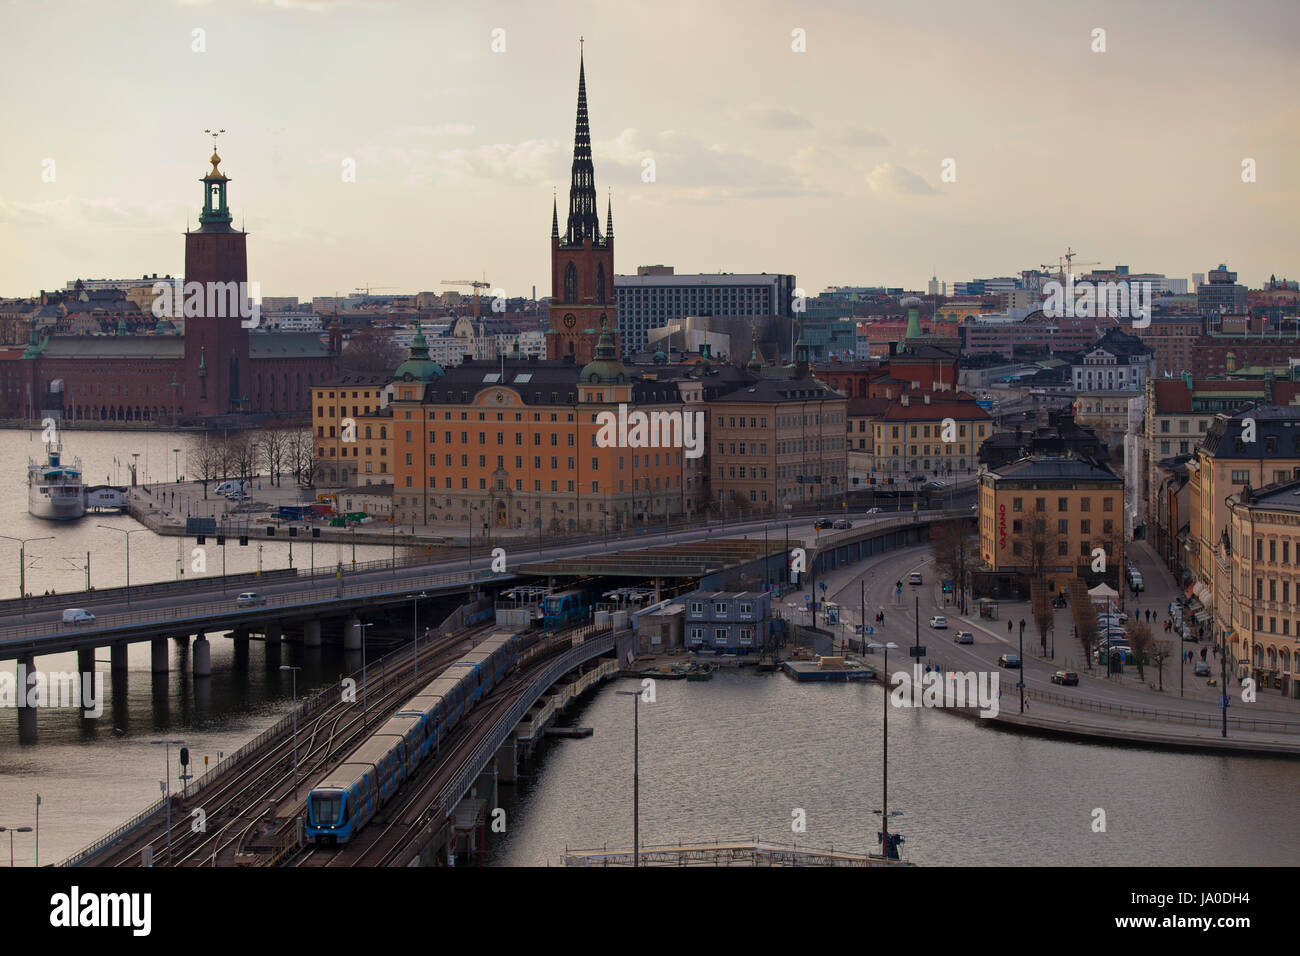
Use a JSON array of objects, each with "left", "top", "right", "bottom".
[
  {"left": 96, "top": 526, "right": 148, "bottom": 605},
  {"left": 149, "top": 738, "right": 185, "bottom": 861},
  {"left": 867, "top": 641, "right": 898, "bottom": 858},
  {"left": 1018, "top": 618, "right": 1026, "bottom": 714},
  {"left": 34, "top": 794, "right": 39, "bottom": 867},
  {"left": 412, "top": 592, "right": 428, "bottom": 679},
  {"left": 280, "top": 665, "right": 301, "bottom": 792},
  {"left": 172, "top": 447, "right": 180, "bottom": 484},
  {"left": 0, "top": 826, "right": 32, "bottom": 867},
  {"left": 614, "top": 688, "right": 642, "bottom": 867},
  {"left": 360, "top": 622, "right": 374, "bottom": 724},
  {"left": 0, "top": 535, "right": 54, "bottom": 602}
]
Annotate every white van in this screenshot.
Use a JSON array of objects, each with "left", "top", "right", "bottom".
[
  {"left": 62, "top": 608, "right": 95, "bottom": 624},
  {"left": 215, "top": 480, "right": 248, "bottom": 496}
]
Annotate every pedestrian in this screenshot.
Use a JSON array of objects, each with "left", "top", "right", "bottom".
[{"left": 1008, "top": 620, "right": 1013, "bottom": 634}]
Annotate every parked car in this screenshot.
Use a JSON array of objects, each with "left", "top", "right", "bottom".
[
  {"left": 922, "top": 480, "right": 946, "bottom": 490},
  {"left": 908, "top": 572, "right": 923, "bottom": 585},
  {"left": 1194, "top": 661, "right": 1211, "bottom": 677},
  {"left": 813, "top": 518, "right": 833, "bottom": 530},
  {"left": 866, "top": 507, "right": 881, "bottom": 515},
  {"left": 832, "top": 519, "right": 853, "bottom": 529},
  {"left": 236, "top": 592, "right": 267, "bottom": 607},
  {"left": 215, "top": 479, "right": 248, "bottom": 496},
  {"left": 929, "top": 615, "right": 948, "bottom": 629},
  {"left": 998, "top": 654, "right": 1021, "bottom": 669},
  {"left": 954, "top": 630, "right": 974, "bottom": 644},
  {"left": 61, "top": 608, "right": 95, "bottom": 624},
  {"left": 1051, "top": 670, "right": 1079, "bottom": 686},
  {"left": 227, "top": 492, "right": 250, "bottom": 503}
]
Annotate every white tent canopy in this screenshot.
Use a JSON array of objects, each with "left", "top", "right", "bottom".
[{"left": 1088, "top": 583, "right": 1120, "bottom": 599}]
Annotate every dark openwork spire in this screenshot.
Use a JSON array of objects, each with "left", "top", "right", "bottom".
[
  {"left": 551, "top": 192, "right": 559, "bottom": 239},
  {"left": 606, "top": 192, "right": 614, "bottom": 240},
  {"left": 564, "top": 46, "right": 602, "bottom": 247}
]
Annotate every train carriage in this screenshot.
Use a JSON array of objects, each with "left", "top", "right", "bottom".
[
  {"left": 374, "top": 712, "right": 425, "bottom": 779},
  {"left": 542, "top": 589, "right": 588, "bottom": 628},
  {"left": 307, "top": 762, "right": 377, "bottom": 844}
]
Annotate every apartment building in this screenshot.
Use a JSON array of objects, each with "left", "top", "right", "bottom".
[
  {"left": 872, "top": 392, "right": 991, "bottom": 475},
  {"left": 310, "top": 375, "right": 392, "bottom": 485}
]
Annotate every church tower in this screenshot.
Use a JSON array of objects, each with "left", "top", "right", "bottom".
[
  {"left": 547, "top": 46, "right": 618, "bottom": 364},
  {"left": 183, "top": 138, "right": 251, "bottom": 417}
]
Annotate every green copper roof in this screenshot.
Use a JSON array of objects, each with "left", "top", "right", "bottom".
[{"left": 394, "top": 325, "right": 445, "bottom": 382}]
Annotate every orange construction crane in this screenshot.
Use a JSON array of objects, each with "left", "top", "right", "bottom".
[
  {"left": 354, "top": 284, "right": 397, "bottom": 296},
  {"left": 1040, "top": 248, "right": 1100, "bottom": 284},
  {"left": 441, "top": 278, "right": 492, "bottom": 318}
]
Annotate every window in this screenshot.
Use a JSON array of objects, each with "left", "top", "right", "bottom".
[
  {"left": 1058, "top": 519, "right": 1068, "bottom": 534},
  {"left": 1058, "top": 497, "right": 1068, "bottom": 512},
  {"left": 1232, "top": 470, "right": 1250, "bottom": 484},
  {"left": 1013, "top": 497, "right": 1023, "bottom": 512},
  {"left": 1103, "top": 497, "right": 1113, "bottom": 512},
  {"left": 1035, "top": 497, "right": 1046, "bottom": 512},
  {"left": 1058, "top": 541, "right": 1069, "bottom": 556},
  {"left": 1080, "top": 498, "right": 1090, "bottom": 512}
]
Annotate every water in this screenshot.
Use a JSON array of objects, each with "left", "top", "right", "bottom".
[
  {"left": 488, "top": 670, "right": 1300, "bottom": 866},
  {"left": 0, "top": 427, "right": 402, "bottom": 865}
]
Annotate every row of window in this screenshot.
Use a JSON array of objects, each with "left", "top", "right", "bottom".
[
  {"left": 1011, "top": 496, "right": 1114, "bottom": 512},
  {"left": 404, "top": 474, "right": 680, "bottom": 492},
  {"left": 1005, "top": 518, "right": 1116, "bottom": 536}
]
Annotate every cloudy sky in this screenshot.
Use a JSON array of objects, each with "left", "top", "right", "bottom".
[{"left": 2, "top": 0, "right": 1298, "bottom": 300}]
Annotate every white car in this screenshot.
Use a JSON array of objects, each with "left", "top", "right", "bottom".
[
  {"left": 236, "top": 592, "right": 267, "bottom": 607},
  {"left": 929, "top": 615, "right": 948, "bottom": 629},
  {"left": 866, "top": 507, "right": 881, "bottom": 514}
]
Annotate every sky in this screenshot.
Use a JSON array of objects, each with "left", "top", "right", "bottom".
[{"left": 2, "top": 0, "right": 1298, "bottom": 301}]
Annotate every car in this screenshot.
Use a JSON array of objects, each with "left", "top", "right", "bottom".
[
  {"left": 929, "top": 615, "right": 948, "bottom": 629},
  {"left": 1194, "top": 661, "right": 1211, "bottom": 677},
  {"left": 813, "top": 518, "right": 833, "bottom": 530},
  {"left": 866, "top": 507, "right": 881, "bottom": 515},
  {"left": 1097, "top": 616, "right": 1125, "bottom": 629},
  {"left": 832, "top": 519, "right": 852, "bottom": 529},
  {"left": 998, "top": 654, "right": 1021, "bottom": 669},
  {"left": 1050, "top": 670, "right": 1079, "bottom": 686},
  {"left": 922, "top": 480, "right": 946, "bottom": 490},
  {"left": 227, "top": 491, "right": 250, "bottom": 502},
  {"left": 61, "top": 608, "right": 95, "bottom": 624},
  {"left": 954, "top": 630, "right": 974, "bottom": 644},
  {"left": 1104, "top": 628, "right": 1128, "bottom": 641},
  {"left": 236, "top": 592, "right": 267, "bottom": 607},
  {"left": 908, "top": 572, "right": 923, "bottom": 585}
]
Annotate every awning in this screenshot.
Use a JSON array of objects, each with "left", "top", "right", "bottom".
[
  {"left": 1193, "top": 611, "right": 1211, "bottom": 624},
  {"left": 1193, "top": 583, "right": 1213, "bottom": 606}
]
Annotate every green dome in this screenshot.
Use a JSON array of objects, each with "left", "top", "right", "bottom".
[
  {"left": 580, "top": 320, "right": 627, "bottom": 383},
  {"left": 394, "top": 326, "right": 444, "bottom": 383}
]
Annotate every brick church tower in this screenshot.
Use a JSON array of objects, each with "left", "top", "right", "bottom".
[
  {"left": 183, "top": 142, "right": 251, "bottom": 416},
  {"left": 547, "top": 48, "right": 619, "bottom": 364}
]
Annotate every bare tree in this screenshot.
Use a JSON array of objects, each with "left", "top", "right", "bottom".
[
  {"left": 259, "top": 429, "right": 290, "bottom": 488},
  {"left": 1069, "top": 578, "right": 1099, "bottom": 670},
  {"left": 1032, "top": 580, "right": 1053, "bottom": 655},
  {"left": 931, "top": 519, "right": 975, "bottom": 608},
  {"left": 194, "top": 433, "right": 223, "bottom": 499},
  {"left": 1150, "top": 639, "right": 1174, "bottom": 692},
  {"left": 341, "top": 325, "right": 403, "bottom": 376},
  {"left": 1128, "top": 620, "right": 1153, "bottom": 682},
  {"left": 285, "top": 428, "right": 314, "bottom": 488},
  {"left": 1022, "top": 514, "right": 1063, "bottom": 593}
]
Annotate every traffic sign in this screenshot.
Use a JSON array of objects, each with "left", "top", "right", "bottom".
[{"left": 908, "top": 645, "right": 927, "bottom": 657}]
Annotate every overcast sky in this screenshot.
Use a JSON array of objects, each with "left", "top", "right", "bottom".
[{"left": 2, "top": 0, "right": 1297, "bottom": 300}]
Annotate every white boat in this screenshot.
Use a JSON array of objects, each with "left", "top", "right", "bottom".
[{"left": 28, "top": 440, "right": 86, "bottom": 521}]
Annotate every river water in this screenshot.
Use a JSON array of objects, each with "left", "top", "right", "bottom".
[{"left": 2, "top": 428, "right": 1297, "bottom": 867}]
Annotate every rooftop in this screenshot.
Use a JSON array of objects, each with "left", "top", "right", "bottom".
[{"left": 989, "top": 456, "right": 1122, "bottom": 482}]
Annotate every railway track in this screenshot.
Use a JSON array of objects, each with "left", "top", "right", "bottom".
[
  {"left": 285, "top": 630, "right": 586, "bottom": 868},
  {"left": 90, "top": 622, "right": 497, "bottom": 868}
]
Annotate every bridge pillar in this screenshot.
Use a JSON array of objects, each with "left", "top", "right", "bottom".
[
  {"left": 17, "top": 654, "right": 36, "bottom": 743},
  {"left": 192, "top": 636, "right": 212, "bottom": 677},
  {"left": 344, "top": 617, "right": 362, "bottom": 651},
  {"left": 232, "top": 627, "right": 250, "bottom": 648},
  {"left": 151, "top": 639, "right": 169, "bottom": 673},
  {"left": 110, "top": 642, "right": 128, "bottom": 673},
  {"left": 173, "top": 633, "right": 189, "bottom": 648},
  {"left": 304, "top": 620, "right": 321, "bottom": 648},
  {"left": 266, "top": 623, "right": 282, "bottom": 646},
  {"left": 77, "top": 647, "right": 95, "bottom": 678},
  {"left": 495, "top": 737, "right": 518, "bottom": 784}
]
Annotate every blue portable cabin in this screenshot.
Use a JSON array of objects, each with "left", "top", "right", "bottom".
[
  {"left": 374, "top": 712, "right": 425, "bottom": 779},
  {"left": 307, "top": 761, "right": 378, "bottom": 844}
]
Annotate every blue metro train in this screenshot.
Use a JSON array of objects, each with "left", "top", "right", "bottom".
[
  {"left": 541, "top": 588, "right": 589, "bottom": 628},
  {"left": 305, "top": 630, "right": 521, "bottom": 844}
]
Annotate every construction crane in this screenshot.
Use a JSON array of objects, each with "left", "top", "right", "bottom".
[
  {"left": 354, "top": 284, "right": 396, "bottom": 296},
  {"left": 441, "top": 278, "right": 492, "bottom": 318},
  {"left": 1039, "top": 248, "right": 1100, "bottom": 284}
]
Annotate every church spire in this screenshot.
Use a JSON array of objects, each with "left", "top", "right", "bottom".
[
  {"left": 564, "top": 43, "right": 601, "bottom": 246},
  {"left": 606, "top": 191, "right": 614, "bottom": 240},
  {"left": 551, "top": 192, "right": 559, "bottom": 239}
]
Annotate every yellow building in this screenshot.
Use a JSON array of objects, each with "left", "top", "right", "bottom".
[
  {"left": 310, "top": 376, "right": 392, "bottom": 486},
  {"left": 873, "top": 393, "right": 992, "bottom": 476},
  {"left": 1187, "top": 404, "right": 1300, "bottom": 625},
  {"left": 978, "top": 456, "right": 1125, "bottom": 593},
  {"left": 1225, "top": 479, "right": 1300, "bottom": 697}
]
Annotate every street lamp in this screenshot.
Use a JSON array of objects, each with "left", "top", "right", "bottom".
[
  {"left": 615, "top": 688, "right": 643, "bottom": 867},
  {"left": 96, "top": 525, "right": 150, "bottom": 605},
  {"left": 172, "top": 447, "right": 180, "bottom": 484},
  {"left": 360, "top": 622, "right": 375, "bottom": 724},
  {"left": 1018, "top": 618, "right": 1026, "bottom": 714},
  {"left": 280, "top": 665, "right": 301, "bottom": 791},
  {"left": 412, "top": 592, "right": 428, "bottom": 679},
  {"left": 149, "top": 738, "right": 185, "bottom": 861},
  {"left": 867, "top": 641, "right": 898, "bottom": 858},
  {"left": 0, "top": 535, "right": 54, "bottom": 602},
  {"left": 0, "top": 826, "right": 32, "bottom": 867}
]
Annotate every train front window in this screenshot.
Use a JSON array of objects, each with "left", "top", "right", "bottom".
[{"left": 311, "top": 794, "right": 342, "bottom": 824}]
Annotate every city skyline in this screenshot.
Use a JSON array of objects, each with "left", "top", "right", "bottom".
[{"left": 3, "top": 0, "right": 1300, "bottom": 301}]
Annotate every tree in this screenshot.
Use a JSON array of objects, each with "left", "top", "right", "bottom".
[
  {"left": 1069, "top": 578, "right": 1099, "bottom": 670},
  {"left": 286, "top": 428, "right": 315, "bottom": 488},
  {"left": 341, "top": 325, "right": 403, "bottom": 376},
  {"left": 930, "top": 519, "right": 975, "bottom": 609},
  {"left": 1150, "top": 639, "right": 1174, "bottom": 692},
  {"left": 1031, "top": 580, "right": 1053, "bottom": 655},
  {"left": 194, "top": 433, "right": 224, "bottom": 499},
  {"left": 1128, "top": 620, "right": 1153, "bottom": 682},
  {"left": 259, "top": 429, "right": 290, "bottom": 488},
  {"left": 1022, "top": 514, "right": 1063, "bottom": 593}
]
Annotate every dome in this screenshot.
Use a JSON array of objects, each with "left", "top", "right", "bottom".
[
  {"left": 579, "top": 319, "right": 627, "bottom": 383},
  {"left": 394, "top": 325, "right": 444, "bottom": 383}
]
